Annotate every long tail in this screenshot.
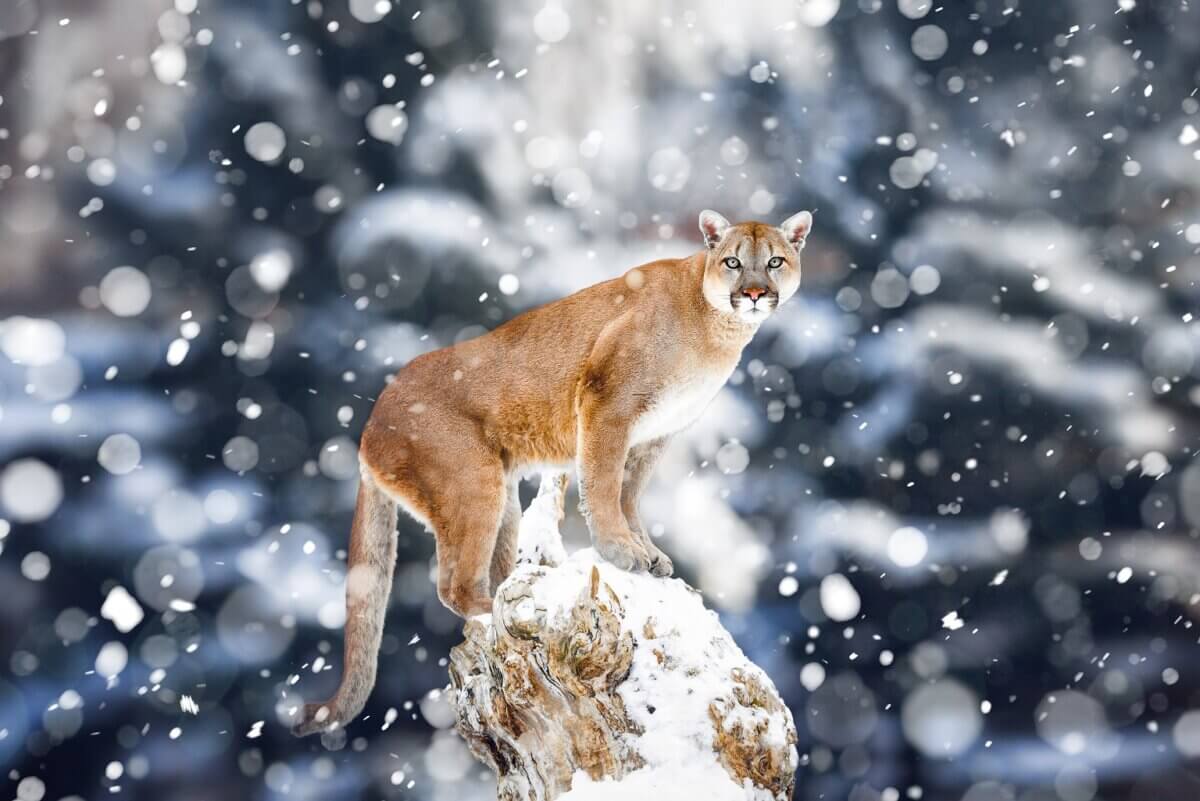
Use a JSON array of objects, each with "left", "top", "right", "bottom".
[{"left": 293, "top": 469, "right": 398, "bottom": 736}]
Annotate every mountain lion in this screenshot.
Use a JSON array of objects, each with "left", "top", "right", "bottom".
[{"left": 293, "top": 209, "right": 813, "bottom": 736}]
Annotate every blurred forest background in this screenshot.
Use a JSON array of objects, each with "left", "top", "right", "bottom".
[{"left": 1, "top": 0, "right": 1199, "bottom": 799}]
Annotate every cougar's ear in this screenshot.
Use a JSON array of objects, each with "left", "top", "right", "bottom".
[
  {"left": 779, "top": 210, "right": 813, "bottom": 252},
  {"left": 699, "top": 209, "right": 731, "bottom": 250}
]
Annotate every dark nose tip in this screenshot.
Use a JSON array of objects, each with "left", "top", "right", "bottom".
[{"left": 744, "top": 287, "right": 766, "bottom": 301}]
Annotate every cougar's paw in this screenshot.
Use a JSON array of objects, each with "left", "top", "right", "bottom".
[
  {"left": 595, "top": 536, "right": 651, "bottom": 572},
  {"left": 292, "top": 702, "right": 338, "bottom": 737},
  {"left": 647, "top": 547, "right": 674, "bottom": 578},
  {"left": 443, "top": 579, "right": 494, "bottom": 620},
  {"left": 464, "top": 596, "right": 494, "bottom": 619}
]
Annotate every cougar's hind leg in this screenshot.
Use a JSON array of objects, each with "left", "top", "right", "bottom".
[
  {"left": 489, "top": 480, "right": 521, "bottom": 595},
  {"left": 431, "top": 453, "right": 507, "bottom": 618}
]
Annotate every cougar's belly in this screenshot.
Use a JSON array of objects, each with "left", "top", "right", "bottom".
[{"left": 630, "top": 371, "right": 730, "bottom": 446}]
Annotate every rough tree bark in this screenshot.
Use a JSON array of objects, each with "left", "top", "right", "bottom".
[{"left": 449, "top": 474, "right": 798, "bottom": 800}]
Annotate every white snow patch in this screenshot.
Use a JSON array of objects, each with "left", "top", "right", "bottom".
[
  {"left": 515, "top": 472, "right": 568, "bottom": 567},
  {"left": 0, "top": 458, "right": 63, "bottom": 522},
  {"left": 166, "top": 337, "right": 190, "bottom": 366},
  {"left": 887, "top": 526, "right": 928, "bottom": 567},
  {"left": 100, "top": 585, "right": 144, "bottom": 633},
  {"left": 1141, "top": 451, "right": 1170, "bottom": 478},
  {"left": 249, "top": 248, "right": 293, "bottom": 292},
  {"left": 95, "top": 641, "right": 128, "bottom": 679},
  {"left": 799, "top": 662, "right": 826, "bottom": 691},
  {"left": 98, "top": 433, "right": 142, "bottom": 475},
  {"left": 244, "top": 122, "right": 286, "bottom": 163},
  {"left": 0, "top": 316, "right": 66, "bottom": 366},
  {"left": 819, "top": 573, "right": 860, "bottom": 622}
]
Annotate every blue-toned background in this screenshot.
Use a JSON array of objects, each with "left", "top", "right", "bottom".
[{"left": 1, "top": 0, "right": 1199, "bottom": 799}]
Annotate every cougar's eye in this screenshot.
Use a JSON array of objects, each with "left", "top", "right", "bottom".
[
  {"left": 767, "top": 256, "right": 784, "bottom": 269},
  {"left": 723, "top": 257, "right": 741, "bottom": 270}
]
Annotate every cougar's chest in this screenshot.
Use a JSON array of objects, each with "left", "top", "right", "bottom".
[{"left": 630, "top": 368, "right": 732, "bottom": 445}]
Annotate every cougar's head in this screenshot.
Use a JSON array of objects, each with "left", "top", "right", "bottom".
[{"left": 698, "top": 209, "right": 812, "bottom": 324}]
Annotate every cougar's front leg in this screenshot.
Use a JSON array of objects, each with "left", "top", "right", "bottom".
[
  {"left": 576, "top": 394, "right": 651, "bottom": 573},
  {"left": 621, "top": 437, "right": 674, "bottom": 577}
]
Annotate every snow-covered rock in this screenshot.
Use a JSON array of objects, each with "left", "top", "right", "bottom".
[
  {"left": 514, "top": 472, "right": 569, "bottom": 568},
  {"left": 449, "top": 478, "right": 797, "bottom": 801}
]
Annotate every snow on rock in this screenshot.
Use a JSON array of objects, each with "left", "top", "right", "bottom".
[
  {"left": 449, "top": 479, "right": 797, "bottom": 801},
  {"left": 514, "top": 472, "right": 569, "bottom": 568}
]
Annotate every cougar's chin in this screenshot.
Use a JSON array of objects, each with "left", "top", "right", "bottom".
[{"left": 732, "top": 299, "right": 773, "bottom": 322}]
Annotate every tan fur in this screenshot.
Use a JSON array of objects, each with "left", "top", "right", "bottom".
[{"left": 293, "top": 211, "right": 812, "bottom": 736}]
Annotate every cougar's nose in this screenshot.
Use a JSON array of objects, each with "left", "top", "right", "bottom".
[{"left": 743, "top": 287, "right": 766, "bottom": 301}]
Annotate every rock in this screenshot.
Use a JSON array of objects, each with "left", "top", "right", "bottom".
[{"left": 449, "top": 476, "right": 797, "bottom": 800}]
